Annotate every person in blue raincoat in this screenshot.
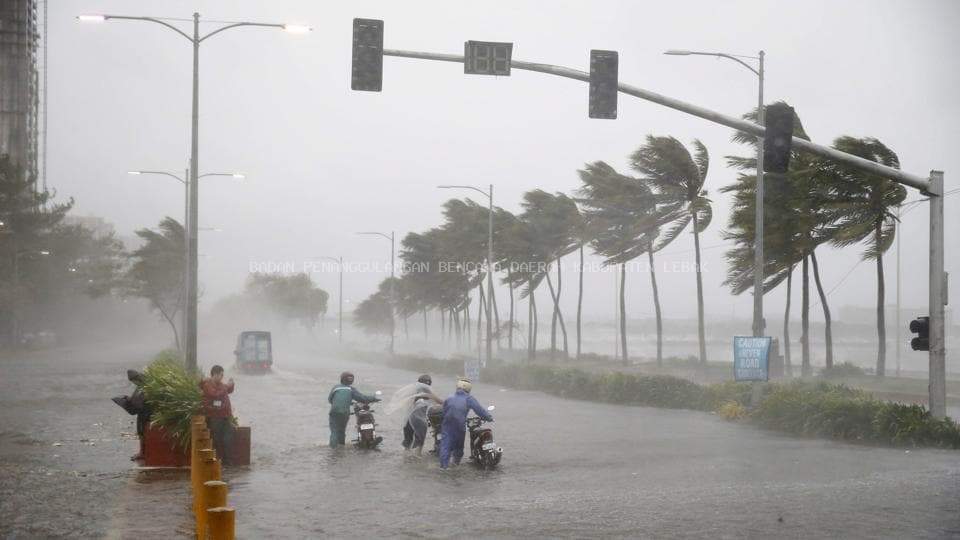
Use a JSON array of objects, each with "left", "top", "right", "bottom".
[
  {"left": 439, "top": 378, "right": 493, "bottom": 469},
  {"left": 328, "top": 371, "right": 380, "bottom": 448}
]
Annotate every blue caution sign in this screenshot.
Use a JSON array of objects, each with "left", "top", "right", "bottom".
[
  {"left": 733, "top": 337, "right": 771, "bottom": 381},
  {"left": 464, "top": 358, "right": 481, "bottom": 383}
]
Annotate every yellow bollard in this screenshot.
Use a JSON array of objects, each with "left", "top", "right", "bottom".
[
  {"left": 207, "top": 507, "right": 235, "bottom": 540},
  {"left": 195, "top": 454, "right": 221, "bottom": 538},
  {"left": 192, "top": 438, "right": 212, "bottom": 513},
  {"left": 199, "top": 480, "right": 228, "bottom": 538}
]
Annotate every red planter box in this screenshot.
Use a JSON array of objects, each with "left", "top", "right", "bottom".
[
  {"left": 141, "top": 424, "right": 251, "bottom": 467},
  {"left": 143, "top": 424, "right": 190, "bottom": 467},
  {"left": 230, "top": 426, "right": 251, "bottom": 466}
]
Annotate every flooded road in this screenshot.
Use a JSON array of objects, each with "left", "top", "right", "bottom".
[{"left": 2, "top": 342, "right": 959, "bottom": 538}]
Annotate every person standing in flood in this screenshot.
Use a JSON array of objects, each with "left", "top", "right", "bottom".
[
  {"left": 200, "top": 365, "right": 235, "bottom": 465},
  {"left": 328, "top": 371, "right": 380, "bottom": 448}
]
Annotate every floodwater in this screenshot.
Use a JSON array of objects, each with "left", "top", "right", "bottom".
[{"left": 2, "top": 340, "right": 959, "bottom": 539}]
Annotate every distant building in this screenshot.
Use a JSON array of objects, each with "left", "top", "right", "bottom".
[{"left": 0, "top": 0, "right": 40, "bottom": 184}]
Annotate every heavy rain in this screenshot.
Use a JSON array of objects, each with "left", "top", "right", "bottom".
[{"left": 1, "top": 1, "right": 959, "bottom": 539}]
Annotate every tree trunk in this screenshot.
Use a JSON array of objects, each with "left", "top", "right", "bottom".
[
  {"left": 692, "top": 216, "right": 707, "bottom": 365},
  {"left": 453, "top": 308, "right": 461, "bottom": 348},
  {"left": 477, "top": 285, "right": 485, "bottom": 354},
  {"left": 403, "top": 315, "right": 409, "bottom": 341},
  {"left": 876, "top": 222, "right": 887, "bottom": 377},
  {"left": 530, "top": 280, "right": 538, "bottom": 360},
  {"left": 465, "top": 298, "right": 472, "bottom": 346},
  {"left": 648, "top": 249, "right": 663, "bottom": 366},
  {"left": 508, "top": 269, "right": 515, "bottom": 351},
  {"left": 783, "top": 267, "right": 793, "bottom": 377},
  {"left": 810, "top": 251, "right": 833, "bottom": 369},
  {"left": 550, "top": 261, "right": 559, "bottom": 359},
  {"left": 577, "top": 244, "right": 584, "bottom": 360},
  {"left": 423, "top": 309, "right": 428, "bottom": 341},
  {"left": 801, "top": 255, "right": 811, "bottom": 377},
  {"left": 493, "top": 289, "right": 502, "bottom": 351},
  {"left": 159, "top": 306, "right": 182, "bottom": 352},
  {"left": 545, "top": 272, "right": 570, "bottom": 360},
  {"left": 620, "top": 263, "right": 628, "bottom": 365}
]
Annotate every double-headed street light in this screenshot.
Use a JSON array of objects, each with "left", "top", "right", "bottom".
[
  {"left": 357, "top": 231, "right": 395, "bottom": 355},
  {"left": 438, "top": 184, "right": 494, "bottom": 369},
  {"left": 665, "top": 49, "right": 766, "bottom": 340},
  {"left": 128, "top": 169, "right": 244, "bottom": 231},
  {"left": 316, "top": 256, "right": 345, "bottom": 343},
  {"left": 81, "top": 12, "right": 310, "bottom": 371}
]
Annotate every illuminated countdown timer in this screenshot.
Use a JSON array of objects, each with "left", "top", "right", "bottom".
[{"left": 464, "top": 41, "right": 513, "bottom": 76}]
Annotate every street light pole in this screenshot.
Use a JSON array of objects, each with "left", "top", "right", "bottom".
[
  {"left": 664, "top": 49, "right": 765, "bottom": 338},
  {"left": 81, "top": 12, "right": 310, "bottom": 371},
  {"left": 754, "top": 51, "right": 766, "bottom": 338},
  {"left": 438, "top": 184, "right": 494, "bottom": 368}
]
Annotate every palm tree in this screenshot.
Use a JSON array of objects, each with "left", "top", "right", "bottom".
[
  {"left": 519, "top": 190, "right": 580, "bottom": 360},
  {"left": 721, "top": 103, "right": 831, "bottom": 375},
  {"left": 577, "top": 161, "right": 662, "bottom": 365},
  {"left": 630, "top": 136, "right": 713, "bottom": 364},
  {"left": 821, "top": 136, "right": 906, "bottom": 377}
]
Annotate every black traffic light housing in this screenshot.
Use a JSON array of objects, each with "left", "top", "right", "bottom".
[
  {"left": 762, "top": 102, "right": 795, "bottom": 174},
  {"left": 909, "top": 316, "right": 930, "bottom": 351},
  {"left": 589, "top": 50, "right": 618, "bottom": 119},
  {"left": 351, "top": 18, "right": 384, "bottom": 92}
]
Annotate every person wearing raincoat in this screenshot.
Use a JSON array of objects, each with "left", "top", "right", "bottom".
[
  {"left": 402, "top": 374, "right": 442, "bottom": 452},
  {"left": 328, "top": 371, "right": 380, "bottom": 448},
  {"left": 439, "top": 378, "right": 493, "bottom": 469}
]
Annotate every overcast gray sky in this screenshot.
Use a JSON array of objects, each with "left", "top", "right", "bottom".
[{"left": 51, "top": 0, "right": 960, "bottom": 328}]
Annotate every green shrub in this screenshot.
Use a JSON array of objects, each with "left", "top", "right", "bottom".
[
  {"left": 819, "top": 362, "right": 867, "bottom": 379},
  {"left": 142, "top": 350, "right": 202, "bottom": 449},
  {"left": 375, "top": 353, "right": 960, "bottom": 450}
]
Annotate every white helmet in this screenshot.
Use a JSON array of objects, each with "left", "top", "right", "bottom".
[{"left": 456, "top": 378, "right": 473, "bottom": 393}]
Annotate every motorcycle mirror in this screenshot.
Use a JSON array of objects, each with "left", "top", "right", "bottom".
[{"left": 487, "top": 405, "right": 496, "bottom": 411}]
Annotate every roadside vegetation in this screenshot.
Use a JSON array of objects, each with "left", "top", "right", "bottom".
[{"left": 355, "top": 351, "right": 959, "bottom": 449}]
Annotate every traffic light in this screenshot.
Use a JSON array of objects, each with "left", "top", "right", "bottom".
[
  {"left": 464, "top": 41, "right": 513, "bottom": 76},
  {"left": 910, "top": 316, "right": 930, "bottom": 351},
  {"left": 589, "top": 50, "right": 618, "bottom": 119},
  {"left": 762, "top": 102, "right": 795, "bottom": 174},
  {"left": 351, "top": 18, "right": 384, "bottom": 92}
]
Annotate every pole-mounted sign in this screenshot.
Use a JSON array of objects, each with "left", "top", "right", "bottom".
[{"left": 734, "top": 336, "right": 771, "bottom": 382}]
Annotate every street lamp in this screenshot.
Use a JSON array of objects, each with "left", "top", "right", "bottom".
[
  {"left": 127, "top": 169, "right": 243, "bottom": 231},
  {"left": 665, "top": 48, "right": 766, "bottom": 339},
  {"left": 316, "top": 256, "right": 345, "bottom": 343},
  {"left": 357, "top": 231, "right": 395, "bottom": 355},
  {"left": 80, "top": 12, "right": 310, "bottom": 371},
  {"left": 438, "top": 184, "right": 494, "bottom": 368}
]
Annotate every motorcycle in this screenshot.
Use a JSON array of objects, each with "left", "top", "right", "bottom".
[
  {"left": 467, "top": 405, "right": 502, "bottom": 469},
  {"left": 353, "top": 390, "right": 384, "bottom": 449},
  {"left": 426, "top": 403, "right": 444, "bottom": 455}
]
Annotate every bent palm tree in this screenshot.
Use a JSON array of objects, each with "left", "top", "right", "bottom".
[
  {"left": 821, "top": 136, "right": 906, "bottom": 377},
  {"left": 630, "top": 136, "right": 713, "bottom": 365}
]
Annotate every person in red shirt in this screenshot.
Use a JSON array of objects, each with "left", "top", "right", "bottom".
[{"left": 200, "top": 365, "right": 235, "bottom": 465}]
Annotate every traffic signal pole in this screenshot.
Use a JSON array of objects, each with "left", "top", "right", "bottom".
[
  {"left": 928, "top": 171, "right": 946, "bottom": 418},
  {"left": 375, "top": 46, "right": 946, "bottom": 418}
]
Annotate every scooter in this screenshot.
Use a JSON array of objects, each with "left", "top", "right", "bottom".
[
  {"left": 426, "top": 403, "right": 444, "bottom": 454},
  {"left": 353, "top": 391, "right": 383, "bottom": 449},
  {"left": 467, "top": 405, "right": 502, "bottom": 469}
]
